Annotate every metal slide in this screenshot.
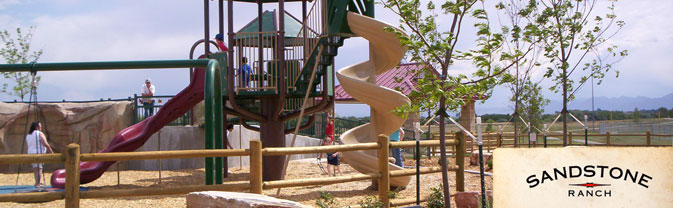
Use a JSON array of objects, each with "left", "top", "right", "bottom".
[
  {"left": 336, "top": 12, "right": 412, "bottom": 188},
  {"left": 50, "top": 68, "right": 208, "bottom": 189}
]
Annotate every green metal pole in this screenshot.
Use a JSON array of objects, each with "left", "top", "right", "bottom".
[
  {"left": 214, "top": 60, "right": 224, "bottom": 184},
  {"left": 204, "top": 59, "right": 222, "bottom": 185},
  {"left": 205, "top": 71, "right": 214, "bottom": 185}
]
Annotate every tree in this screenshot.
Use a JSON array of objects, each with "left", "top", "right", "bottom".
[
  {"left": 496, "top": 0, "right": 547, "bottom": 146},
  {"left": 382, "top": 0, "right": 532, "bottom": 205},
  {"left": 0, "top": 27, "right": 43, "bottom": 101},
  {"left": 523, "top": 0, "right": 627, "bottom": 146},
  {"left": 632, "top": 107, "right": 640, "bottom": 123},
  {"left": 517, "top": 80, "right": 549, "bottom": 134}
]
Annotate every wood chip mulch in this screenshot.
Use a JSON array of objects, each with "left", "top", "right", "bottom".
[{"left": 0, "top": 156, "right": 492, "bottom": 207}]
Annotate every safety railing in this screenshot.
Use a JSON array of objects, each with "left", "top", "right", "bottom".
[
  {"left": 288, "top": 0, "right": 327, "bottom": 89},
  {"left": 132, "top": 94, "right": 192, "bottom": 125},
  {"left": 232, "top": 31, "right": 281, "bottom": 93},
  {"left": 334, "top": 117, "right": 367, "bottom": 138},
  {"left": 0, "top": 134, "right": 466, "bottom": 208}
]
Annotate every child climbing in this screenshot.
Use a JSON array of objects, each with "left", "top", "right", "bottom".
[{"left": 25, "top": 121, "right": 54, "bottom": 188}]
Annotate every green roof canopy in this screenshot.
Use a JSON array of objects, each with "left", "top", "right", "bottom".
[{"left": 234, "top": 10, "right": 310, "bottom": 47}]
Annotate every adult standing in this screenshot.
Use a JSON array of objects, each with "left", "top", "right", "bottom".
[
  {"left": 141, "top": 78, "right": 156, "bottom": 118},
  {"left": 389, "top": 127, "right": 405, "bottom": 168},
  {"left": 25, "top": 122, "right": 54, "bottom": 187}
]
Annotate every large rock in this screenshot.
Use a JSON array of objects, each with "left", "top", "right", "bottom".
[
  {"left": 469, "top": 151, "right": 493, "bottom": 166},
  {"left": 187, "top": 191, "right": 310, "bottom": 208},
  {"left": 454, "top": 191, "right": 493, "bottom": 208},
  {"left": 0, "top": 101, "right": 132, "bottom": 172}
]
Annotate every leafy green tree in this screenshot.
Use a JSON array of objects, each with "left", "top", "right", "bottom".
[
  {"left": 522, "top": 0, "right": 627, "bottom": 145},
  {"left": 632, "top": 107, "right": 640, "bottom": 123},
  {"left": 496, "top": 0, "right": 546, "bottom": 145},
  {"left": 0, "top": 27, "right": 43, "bottom": 101},
  {"left": 518, "top": 80, "right": 549, "bottom": 133},
  {"left": 381, "top": 0, "right": 534, "bottom": 203}
]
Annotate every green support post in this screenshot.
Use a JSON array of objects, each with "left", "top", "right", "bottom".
[{"left": 204, "top": 59, "right": 223, "bottom": 185}]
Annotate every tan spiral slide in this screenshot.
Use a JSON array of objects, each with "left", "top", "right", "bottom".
[{"left": 337, "top": 12, "right": 411, "bottom": 188}]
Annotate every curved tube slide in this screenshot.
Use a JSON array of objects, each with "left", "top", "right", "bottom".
[
  {"left": 337, "top": 12, "right": 412, "bottom": 188},
  {"left": 51, "top": 68, "right": 207, "bottom": 188}
]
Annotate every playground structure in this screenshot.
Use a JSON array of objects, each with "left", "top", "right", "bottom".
[{"left": 0, "top": 0, "right": 468, "bottom": 206}]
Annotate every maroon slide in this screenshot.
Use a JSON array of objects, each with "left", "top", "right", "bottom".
[{"left": 51, "top": 67, "right": 207, "bottom": 189}]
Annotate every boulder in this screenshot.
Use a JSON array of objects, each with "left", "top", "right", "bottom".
[
  {"left": 0, "top": 101, "right": 132, "bottom": 172},
  {"left": 186, "top": 191, "right": 310, "bottom": 208},
  {"left": 469, "top": 151, "right": 492, "bottom": 166},
  {"left": 454, "top": 191, "right": 493, "bottom": 208}
]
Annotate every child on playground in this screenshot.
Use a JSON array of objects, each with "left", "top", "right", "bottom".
[
  {"left": 322, "top": 138, "right": 342, "bottom": 176},
  {"left": 25, "top": 121, "right": 54, "bottom": 188}
]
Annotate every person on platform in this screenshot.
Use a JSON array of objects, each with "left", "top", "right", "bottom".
[
  {"left": 25, "top": 122, "right": 54, "bottom": 188},
  {"left": 140, "top": 78, "right": 156, "bottom": 118},
  {"left": 239, "top": 57, "right": 252, "bottom": 88},
  {"left": 389, "top": 127, "right": 405, "bottom": 168}
]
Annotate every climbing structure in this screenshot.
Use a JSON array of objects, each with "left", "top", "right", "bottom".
[{"left": 216, "top": 0, "right": 375, "bottom": 181}]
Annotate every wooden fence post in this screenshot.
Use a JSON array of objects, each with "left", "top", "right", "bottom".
[
  {"left": 487, "top": 133, "right": 491, "bottom": 152},
  {"left": 646, "top": 131, "right": 651, "bottom": 146},
  {"left": 377, "top": 134, "right": 390, "bottom": 208},
  {"left": 65, "top": 143, "right": 81, "bottom": 208},
  {"left": 455, "top": 132, "right": 465, "bottom": 192},
  {"left": 250, "top": 140, "right": 263, "bottom": 194},
  {"left": 606, "top": 131, "right": 611, "bottom": 145},
  {"left": 497, "top": 132, "right": 502, "bottom": 147},
  {"left": 569, "top": 132, "right": 573, "bottom": 145}
]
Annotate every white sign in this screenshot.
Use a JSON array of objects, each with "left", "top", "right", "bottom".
[
  {"left": 494, "top": 147, "right": 673, "bottom": 207},
  {"left": 529, "top": 132, "right": 537, "bottom": 142}
]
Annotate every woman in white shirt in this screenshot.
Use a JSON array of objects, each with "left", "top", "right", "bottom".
[{"left": 25, "top": 121, "right": 54, "bottom": 187}]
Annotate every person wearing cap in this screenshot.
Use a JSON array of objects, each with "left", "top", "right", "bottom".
[
  {"left": 141, "top": 78, "right": 156, "bottom": 118},
  {"left": 215, "top": 34, "right": 228, "bottom": 52}
]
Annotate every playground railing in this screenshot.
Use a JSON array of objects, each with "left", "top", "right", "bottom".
[
  {"left": 0, "top": 133, "right": 465, "bottom": 207},
  {"left": 132, "top": 94, "right": 193, "bottom": 125},
  {"left": 232, "top": 31, "right": 282, "bottom": 93}
]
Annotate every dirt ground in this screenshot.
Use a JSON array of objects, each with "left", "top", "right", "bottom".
[{"left": 0, "top": 156, "right": 492, "bottom": 207}]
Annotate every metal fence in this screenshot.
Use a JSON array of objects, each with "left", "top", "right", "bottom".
[{"left": 132, "top": 94, "right": 192, "bottom": 126}]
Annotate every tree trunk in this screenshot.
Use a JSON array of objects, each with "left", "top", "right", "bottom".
[
  {"left": 260, "top": 97, "right": 286, "bottom": 181},
  {"left": 562, "top": 66, "right": 568, "bottom": 146},
  {"left": 438, "top": 97, "right": 451, "bottom": 208}
]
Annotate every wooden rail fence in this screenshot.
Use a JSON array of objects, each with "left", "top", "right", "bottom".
[
  {"left": 0, "top": 134, "right": 466, "bottom": 208},
  {"left": 428, "top": 131, "right": 672, "bottom": 156}
]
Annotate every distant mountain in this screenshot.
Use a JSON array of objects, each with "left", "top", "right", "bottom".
[{"left": 544, "top": 93, "right": 673, "bottom": 113}]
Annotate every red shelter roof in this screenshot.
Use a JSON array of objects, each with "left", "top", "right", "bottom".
[
  {"left": 333, "top": 62, "right": 488, "bottom": 103},
  {"left": 335, "top": 63, "right": 426, "bottom": 103}
]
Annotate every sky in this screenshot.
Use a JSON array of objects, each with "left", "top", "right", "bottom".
[{"left": 0, "top": 0, "right": 671, "bottom": 117}]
